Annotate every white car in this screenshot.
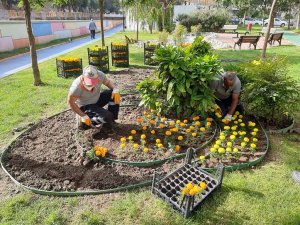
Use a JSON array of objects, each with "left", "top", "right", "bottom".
[
  {"left": 253, "top": 18, "right": 263, "bottom": 26},
  {"left": 264, "top": 18, "right": 288, "bottom": 27}
]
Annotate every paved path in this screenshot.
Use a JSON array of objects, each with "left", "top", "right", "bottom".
[
  {"left": 283, "top": 31, "right": 300, "bottom": 46},
  {"left": 0, "top": 25, "right": 122, "bottom": 78}
]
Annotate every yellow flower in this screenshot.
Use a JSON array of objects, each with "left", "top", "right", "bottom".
[
  {"left": 150, "top": 130, "right": 156, "bottom": 134},
  {"left": 192, "top": 186, "right": 201, "bottom": 195},
  {"left": 156, "top": 139, "right": 161, "bottom": 144},
  {"left": 142, "top": 126, "right": 147, "bottom": 130},
  {"left": 120, "top": 137, "right": 126, "bottom": 143},
  {"left": 120, "top": 143, "right": 126, "bottom": 148},
  {"left": 230, "top": 135, "right": 236, "bottom": 140},
  {"left": 220, "top": 135, "right": 225, "bottom": 140},
  {"left": 238, "top": 119, "right": 242, "bottom": 123},
  {"left": 232, "top": 131, "right": 238, "bottom": 136},
  {"left": 157, "top": 143, "right": 163, "bottom": 148},
  {"left": 199, "top": 155, "right": 205, "bottom": 161},
  {"left": 210, "top": 147, "right": 216, "bottom": 153},
  {"left": 253, "top": 138, "right": 258, "bottom": 142},
  {"left": 206, "top": 117, "right": 213, "bottom": 122},
  {"left": 226, "top": 147, "right": 232, "bottom": 152},
  {"left": 149, "top": 120, "right": 155, "bottom": 125},
  {"left": 253, "top": 128, "right": 259, "bottom": 132},
  {"left": 224, "top": 126, "right": 230, "bottom": 130},
  {"left": 137, "top": 117, "right": 143, "bottom": 123},
  {"left": 227, "top": 142, "right": 232, "bottom": 147},
  {"left": 193, "top": 116, "right": 200, "bottom": 121},
  {"left": 159, "top": 123, "right": 165, "bottom": 128},
  {"left": 169, "top": 121, "right": 175, "bottom": 127},
  {"left": 189, "top": 189, "right": 196, "bottom": 196},
  {"left": 251, "top": 132, "right": 257, "bottom": 136},
  {"left": 233, "top": 147, "right": 239, "bottom": 153},
  {"left": 241, "top": 142, "right": 246, "bottom": 148},
  {"left": 175, "top": 145, "right": 181, "bottom": 152},
  {"left": 235, "top": 111, "right": 240, "bottom": 115},
  {"left": 238, "top": 115, "right": 243, "bottom": 119},
  {"left": 176, "top": 120, "right": 181, "bottom": 124},
  {"left": 240, "top": 123, "right": 245, "bottom": 127},
  {"left": 186, "top": 183, "right": 194, "bottom": 190},
  {"left": 192, "top": 132, "right": 197, "bottom": 137},
  {"left": 143, "top": 147, "right": 148, "bottom": 153},
  {"left": 157, "top": 112, "right": 161, "bottom": 117},
  {"left": 186, "top": 129, "right": 191, "bottom": 133},
  {"left": 199, "top": 181, "right": 207, "bottom": 189},
  {"left": 216, "top": 140, "right": 221, "bottom": 145},
  {"left": 161, "top": 117, "right": 166, "bottom": 122},
  {"left": 133, "top": 143, "right": 139, "bottom": 149},
  {"left": 182, "top": 187, "right": 189, "bottom": 195},
  {"left": 131, "top": 130, "right": 137, "bottom": 135},
  {"left": 244, "top": 137, "right": 250, "bottom": 142},
  {"left": 165, "top": 130, "right": 172, "bottom": 136},
  {"left": 195, "top": 121, "right": 201, "bottom": 126},
  {"left": 183, "top": 119, "right": 188, "bottom": 123},
  {"left": 206, "top": 122, "right": 211, "bottom": 127},
  {"left": 189, "top": 125, "right": 195, "bottom": 130},
  {"left": 213, "top": 144, "right": 219, "bottom": 149},
  {"left": 172, "top": 127, "right": 179, "bottom": 132},
  {"left": 250, "top": 143, "right": 256, "bottom": 149},
  {"left": 231, "top": 126, "right": 237, "bottom": 131},
  {"left": 180, "top": 123, "right": 185, "bottom": 127},
  {"left": 128, "top": 136, "right": 133, "bottom": 140},
  {"left": 141, "top": 134, "right": 146, "bottom": 139},
  {"left": 178, "top": 136, "right": 183, "bottom": 141},
  {"left": 95, "top": 150, "right": 101, "bottom": 156},
  {"left": 218, "top": 148, "right": 225, "bottom": 154},
  {"left": 200, "top": 127, "right": 206, "bottom": 132}
]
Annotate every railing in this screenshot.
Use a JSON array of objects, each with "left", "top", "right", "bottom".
[{"left": 2, "top": 9, "right": 124, "bottom": 20}]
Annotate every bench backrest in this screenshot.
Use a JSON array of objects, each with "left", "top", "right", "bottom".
[
  {"left": 222, "top": 25, "right": 238, "bottom": 30},
  {"left": 237, "top": 36, "right": 260, "bottom": 44},
  {"left": 269, "top": 32, "right": 283, "bottom": 40},
  {"left": 260, "top": 27, "right": 277, "bottom": 33}
]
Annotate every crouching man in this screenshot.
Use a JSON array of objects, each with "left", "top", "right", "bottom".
[
  {"left": 209, "top": 71, "right": 243, "bottom": 122},
  {"left": 67, "top": 65, "right": 120, "bottom": 132}
]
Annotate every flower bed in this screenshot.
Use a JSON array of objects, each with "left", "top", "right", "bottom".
[
  {"left": 56, "top": 57, "right": 82, "bottom": 78},
  {"left": 194, "top": 111, "right": 269, "bottom": 170},
  {"left": 87, "top": 46, "right": 109, "bottom": 72},
  {"left": 78, "top": 107, "right": 218, "bottom": 166},
  {"left": 111, "top": 42, "right": 129, "bottom": 67}
]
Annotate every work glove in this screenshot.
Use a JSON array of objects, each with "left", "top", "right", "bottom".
[
  {"left": 224, "top": 114, "right": 232, "bottom": 122},
  {"left": 111, "top": 89, "right": 121, "bottom": 104},
  {"left": 81, "top": 115, "right": 91, "bottom": 126}
]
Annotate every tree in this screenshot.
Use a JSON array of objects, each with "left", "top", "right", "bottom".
[
  {"left": 22, "top": 0, "right": 42, "bottom": 86},
  {"left": 261, "top": 0, "right": 277, "bottom": 59},
  {"left": 98, "top": 0, "right": 105, "bottom": 46}
]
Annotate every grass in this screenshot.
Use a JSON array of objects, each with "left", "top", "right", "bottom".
[{"left": 0, "top": 31, "right": 300, "bottom": 225}]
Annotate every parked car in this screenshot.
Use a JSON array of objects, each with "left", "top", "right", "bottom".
[
  {"left": 242, "top": 17, "right": 256, "bottom": 25},
  {"left": 229, "top": 17, "right": 240, "bottom": 25},
  {"left": 253, "top": 18, "right": 263, "bottom": 26},
  {"left": 264, "top": 18, "right": 288, "bottom": 27}
]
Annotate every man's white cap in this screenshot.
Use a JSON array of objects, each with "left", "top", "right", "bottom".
[{"left": 82, "top": 65, "right": 99, "bottom": 86}]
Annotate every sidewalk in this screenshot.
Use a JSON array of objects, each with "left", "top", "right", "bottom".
[{"left": 0, "top": 25, "right": 122, "bottom": 78}]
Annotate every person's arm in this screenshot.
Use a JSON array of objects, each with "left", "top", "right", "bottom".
[
  {"left": 228, "top": 93, "right": 239, "bottom": 115},
  {"left": 67, "top": 94, "right": 85, "bottom": 117},
  {"left": 103, "top": 78, "right": 116, "bottom": 90}
]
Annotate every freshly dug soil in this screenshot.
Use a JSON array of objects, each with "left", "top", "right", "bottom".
[{"left": 2, "top": 68, "right": 188, "bottom": 192}]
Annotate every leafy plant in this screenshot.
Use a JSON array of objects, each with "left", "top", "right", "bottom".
[
  {"left": 158, "top": 29, "right": 169, "bottom": 44},
  {"left": 191, "top": 25, "right": 201, "bottom": 34},
  {"left": 240, "top": 57, "right": 300, "bottom": 127},
  {"left": 137, "top": 43, "right": 222, "bottom": 118},
  {"left": 173, "top": 24, "right": 187, "bottom": 46},
  {"left": 190, "top": 36, "right": 212, "bottom": 57}
]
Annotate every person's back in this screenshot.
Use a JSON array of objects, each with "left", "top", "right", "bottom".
[{"left": 88, "top": 19, "right": 97, "bottom": 39}]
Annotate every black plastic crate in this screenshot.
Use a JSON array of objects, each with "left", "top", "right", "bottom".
[
  {"left": 87, "top": 46, "right": 109, "bottom": 73},
  {"left": 111, "top": 43, "right": 129, "bottom": 67},
  {"left": 144, "top": 42, "right": 160, "bottom": 66},
  {"left": 56, "top": 58, "right": 82, "bottom": 78},
  {"left": 152, "top": 149, "right": 224, "bottom": 218}
]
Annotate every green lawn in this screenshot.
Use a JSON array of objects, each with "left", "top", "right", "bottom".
[{"left": 0, "top": 31, "right": 299, "bottom": 225}]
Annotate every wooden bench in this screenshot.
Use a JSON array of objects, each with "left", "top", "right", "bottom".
[
  {"left": 258, "top": 27, "right": 277, "bottom": 36},
  {"left": 221, "top": 25, "right": 239, "bottom": 36},
  {"left": 234, "top": 36, "right": 260, "bottom": 50},
  {"left": 268, "top": 32, "right": 284, "bottom": 46},
  {"left": 125, "top": 35, "right": 137, "bottom": 44}
]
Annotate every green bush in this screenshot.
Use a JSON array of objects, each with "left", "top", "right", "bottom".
[
  {"left": 240, "top": 57, "right": 300, "bottom": 127},
  {"left": 191, "top": 25, "right": 201, "bottom": 34},
  {"left": 173, "top": 24, "right": 187, "bottom": 46},
  {"left": 176, "top": 14, "right": 199, "bottom": 32},
  {"left": 190, "top": 36, "right": 212, "bottom": 57},
  {"left": 137, "top": 43, "right": 222, "bottom": 118},
  {"left": 158, "top": 29, "right": 169, "bottom": 44}
]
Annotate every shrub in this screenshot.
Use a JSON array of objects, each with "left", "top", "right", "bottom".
[
  {"left": 173, "top": 24, "right": 188, "bottom": 46},
  {"left": 191, "top": 25, "right": 201, "bottom": 34},
  {"left": 158, "top": 29, "right": 169, "bottom": 44},
  {"left": 137, "top": 43, "right": 222, "bottom": 119},
  {"left": 240, "top": 57, "right": 300, "bottom": 127},
  {"left": 190, "top": 36, "right": 212, "bottom": 57},
  {"left": 176, "top": 13, "right": 199, "bottom": 32}
]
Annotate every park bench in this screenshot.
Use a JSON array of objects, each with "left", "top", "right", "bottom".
[
  {"left": 268, "top": 32, "right": 284, "bottom": 46},
  {"left": 234, "top": 35, "right": 260, "bottom": 50},
  {"left": 125, "top": 35, "right": 137, "bottom": 44},
  {"left": 221, "top": 25, "right": 239, "bottom": 37},
  {"left": 258, "top": 27, "right": 277, "bottom": 36}
]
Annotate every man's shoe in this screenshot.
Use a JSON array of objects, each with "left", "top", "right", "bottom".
[{"left": 291, "top": 171, "right": 300, "bottom": 184}]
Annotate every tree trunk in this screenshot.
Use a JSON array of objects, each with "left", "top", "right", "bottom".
[
  {"left": 287, "top": 5, "right": 291, "bottom": 30},
  {"left": 23, "top": 0, "right": 41, "bottom": 86},
  {"left": 136, "top": 5, "right": 139, "bottom": 41},
  {"left": 297, "top": 10, "right": 300, "bottom": 29},
  {"left": 98, "top": 0, "right": 105, "bottom": 47},
  {"left": 261, "top": 0, "right": 277, "bottom": 59}
]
